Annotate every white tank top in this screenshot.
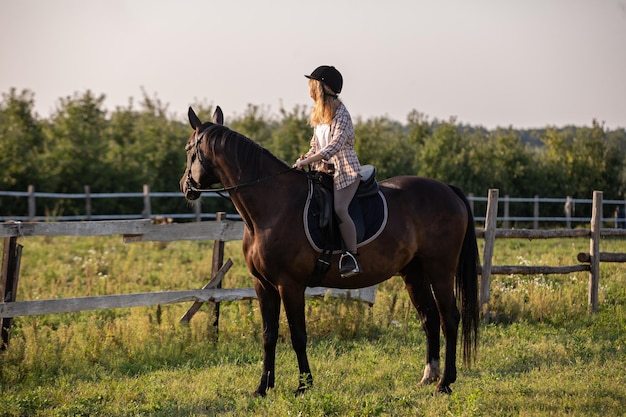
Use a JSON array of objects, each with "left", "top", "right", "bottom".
[{"left": 314, "top": 124, "right": 331, "bottom": 149}]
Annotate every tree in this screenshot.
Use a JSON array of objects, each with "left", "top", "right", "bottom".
[
  {"left": 539, "top": 121, "right": 621, "bottom": 199},
  {"left": 40, "top": 91, "right": 108, "bottom": 192},
  {"left": 406, "top": 109, "right": 432, "bottom": 173},
  {"left": 354, "top": 116, "right": 413, "bottom": 179},
  {"left": 228, "top": 104, "right": 275, "bottom": 147},
  {"left": 0, "top": 88, "right": 45, "bottom": 190},
  {"left": 269, "top": 105, "right": 310, "bottom": 164},
  {"left": 103, "top": 95, "right": 236, "bottom": 216},
  {"left": 418, "top": 117, "right": 475, "bottom": 189},
  {"left": 480, "top": 128, "right": 539, "bottom": 197},
  {"left": 0, "top": 89, "right": 46, "bottom": 217},
  {"left": 406, "top": 110, "right": 432, "bottom": 147},
  {"left": 105, "top": 99, "right": 144, "bottom": 193}
]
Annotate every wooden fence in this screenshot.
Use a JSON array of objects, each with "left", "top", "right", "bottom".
[
  {"left": 1, "top": 189, "right": 624, "bottom": 349},
  {"left": 0, "top": 218, "right": 376, "bottom": 349},
  {"left": 478, "top": 189, "right": 626, "bottom": 316}
]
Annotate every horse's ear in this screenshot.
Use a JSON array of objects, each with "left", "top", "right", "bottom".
[
  {"left": 213, "top": 106, "right": 224, "bottom": 125},
  {"left": 188, "top": 107, "right": 202, "bottom": 130}
]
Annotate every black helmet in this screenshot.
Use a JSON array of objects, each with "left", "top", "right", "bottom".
[{"left": 305, "top": 65, "right": 343, "bottom": 95}]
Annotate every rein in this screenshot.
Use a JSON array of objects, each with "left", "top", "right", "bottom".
[
  {"left": 188, "top": 167, "right": 297, "bottom": 195},
  {"left": 186, "top": 128, "right": 298, "bottom": 197}
]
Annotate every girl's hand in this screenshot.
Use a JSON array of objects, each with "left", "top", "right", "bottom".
[
  {"left": 293, "top": 155, "right": 307, "bottom": 170},
  {"left": 293, "top": 159, "right": 306, "bottom": 170}
]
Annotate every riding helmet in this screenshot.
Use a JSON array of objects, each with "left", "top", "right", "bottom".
[{"left": 305, "top": 65, "right": 343, "bottom": 95}]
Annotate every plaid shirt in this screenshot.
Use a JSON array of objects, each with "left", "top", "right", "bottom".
[{"left": 305, "top": 103, "right": 361, "bottom": 190}]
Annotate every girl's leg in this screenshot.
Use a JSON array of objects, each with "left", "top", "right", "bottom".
[{"left": 334, "top": 179, "right": 360, "bottom": 252}]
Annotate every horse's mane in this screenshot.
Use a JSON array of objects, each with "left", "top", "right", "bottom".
[{"left": 204, "top": 124, "right": 289, "bottom": 178}]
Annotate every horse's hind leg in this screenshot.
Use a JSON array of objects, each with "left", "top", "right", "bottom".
[
  {"left": 430, "top": 269, "right": 461, "bottom": 394},
  {"left": 253, "top": 278, "right": 281, "bottom": 397},
  {"left": 401, "top": 259, "right": 442, "bottom": 386}
]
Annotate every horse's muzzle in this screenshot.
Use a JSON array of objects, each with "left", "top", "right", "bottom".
[
  {"left": 185, "top": 189, "right": 201, "bottom": 201},
  {"left": 182, "top": 177, "right": 202, "bottom": 201}
]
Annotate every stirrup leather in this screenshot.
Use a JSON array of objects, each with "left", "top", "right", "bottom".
[{"left": 339, "top": 252, "right": 361, "bottom": 278}]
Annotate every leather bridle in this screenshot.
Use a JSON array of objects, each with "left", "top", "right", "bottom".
[{"left": 185, "top": 128, "right": 296, "bottom": 196}]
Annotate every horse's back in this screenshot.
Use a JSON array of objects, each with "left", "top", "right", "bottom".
[
  {"left": 379, "top": 175, "right": 469, "bottom": 246},
  {"left": 380, "top": 176, "right": 468, "bottom": 217}
]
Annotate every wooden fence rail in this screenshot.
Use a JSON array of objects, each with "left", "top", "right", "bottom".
[{"left": 0, "top": 286, "right": 370, "bottom": 319}]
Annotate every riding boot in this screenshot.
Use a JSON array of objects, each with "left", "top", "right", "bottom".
[{"left": 339, "top": 251, "right": 361, "bottom": 278}]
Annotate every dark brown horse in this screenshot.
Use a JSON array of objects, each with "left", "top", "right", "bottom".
[{"left": 180, "top": 106, "right": 479, "bottom": 396}]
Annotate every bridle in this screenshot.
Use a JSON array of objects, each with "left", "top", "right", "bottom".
[
  {"left": 184, "top": 128, "right": 211, "bottom": 193},
  {"left": 185, "top": 127, "right": 296, "bottom": 197}
]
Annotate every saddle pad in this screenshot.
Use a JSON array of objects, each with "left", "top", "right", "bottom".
[{"left": 303, "top": 181, "right": 388, "bottom": 253}]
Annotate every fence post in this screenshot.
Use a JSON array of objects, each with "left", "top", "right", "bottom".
[
  {"left": 565, "top": 196, "right": 572, "bottom": 229},
  {"left": 533, "top": 195, "right": 539, "bottom": 230},
  {"left": 194, "top": 200, "right": 202, "bottom": 222},
  {"left": 1, "top": 237, "right": 23, "bottom": 350},
  {"left": 84, "top": 185, "right": 92, "bottom": 220},
  {"left": 588, "top": 190, "right": 602, "bottom": 313},
  {"left": 27, "top": 185, "right": 36, "bottom": 220},
  {"left": 142, "top": 185, "right": 151, "bottom": 219},
  {"left": 468, "top": 193, "right": 474, "bottom": 216},
  {"left": 212, "top": 212, "right": 226, "bottom": 334},
  {"left": 481, "top": 189, "right": 499, "bottom": 318},
  {"left": 503, "top": 195, "right": 510, "bottom": 229}
]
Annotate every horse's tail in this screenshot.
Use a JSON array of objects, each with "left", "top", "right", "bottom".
[{"left": 449, "top": 184, "right": 480, "bottom": 366}]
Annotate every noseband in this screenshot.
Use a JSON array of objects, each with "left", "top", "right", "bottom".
[{"left": 185, "top": 127, "right": 296, "bottom": 195}]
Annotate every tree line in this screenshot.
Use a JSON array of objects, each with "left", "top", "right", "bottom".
[{"left": 2, "top": 88, "right": 626, "bottom": 222}]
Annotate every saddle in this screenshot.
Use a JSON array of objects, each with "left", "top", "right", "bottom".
[
  {"left": 304, "top": 165, "right": 388, "bottom": 286},
  {"left": 312, "top": 164, "right": 379, "bottom": 231}
]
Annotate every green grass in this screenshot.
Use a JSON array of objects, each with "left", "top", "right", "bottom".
[{"left": 1, "top": 235, "right": 625, "bottom": 416}]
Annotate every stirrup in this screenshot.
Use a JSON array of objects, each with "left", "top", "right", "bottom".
[{"left": 339, "top": 252, "right": 361, "bottom": 278}]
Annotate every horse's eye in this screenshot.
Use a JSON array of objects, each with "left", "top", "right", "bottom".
[{"left": 185, "top": 143, "right": 192, "bottom": 151}]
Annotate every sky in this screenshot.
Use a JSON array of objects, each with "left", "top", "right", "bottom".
[{"left": 1, "top": 0, "right": 625, "bottom": 129}]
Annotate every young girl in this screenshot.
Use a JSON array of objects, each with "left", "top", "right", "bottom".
[{"left": 294, "top": 65, "right": 362, "bottom": 277}]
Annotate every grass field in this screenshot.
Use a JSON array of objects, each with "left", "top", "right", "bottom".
[{"left": 0, "top": 234, "right": 625, "bottom": 416}]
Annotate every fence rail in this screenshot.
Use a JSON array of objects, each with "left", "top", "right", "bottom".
[
  {"left": 0, "top": 185, "right": 220, "bottom": 222},
  {"left": 3, "top": 186, "right": 626, "bottom": 227}
]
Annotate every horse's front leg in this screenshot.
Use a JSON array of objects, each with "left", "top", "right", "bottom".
[
  {"left": 279, "top": 284, "right": 312, "bottom": 396},
  {"left": 253, "top": 278, "right": 281, "bottom": 397}
]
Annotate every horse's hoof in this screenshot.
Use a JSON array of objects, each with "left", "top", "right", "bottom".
[
  {"left": 418, "top": 376, "right": 439, "bottom": 386},
  {"left": 436, "top": 385, "right": 453, "bottom": 395},
  {"left": 294, "top": 382, "right": 312, "bottom": 397},
  {"left": 294, "top": 382, "right": 313, "bottom": 396},
  {"left": 293, "top": 373, "right": 313, "bottom": 396},
  {"left": 253, "top": 388, "right": 267, "bottom": 398}
]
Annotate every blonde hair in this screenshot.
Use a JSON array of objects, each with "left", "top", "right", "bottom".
[{"left": 308, "top": 79, "right": 341, "bottom": 126}]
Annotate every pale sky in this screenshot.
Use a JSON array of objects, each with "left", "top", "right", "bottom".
[{"left": 1, "top": 0, "right": 625, "bottom": 129}]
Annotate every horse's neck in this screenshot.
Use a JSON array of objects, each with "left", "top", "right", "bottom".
[
  {"left": 212, "top": 132, "right": 283, "bottom": 188},
  {"left": 214, "top": 148, "right": 288, "bottom": 191},
  {"left": 211, "top": 136, "right": 303, "bottom": 228},
  {"left": 229, "top": 173, "right": 305, "bottom": 231}
]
